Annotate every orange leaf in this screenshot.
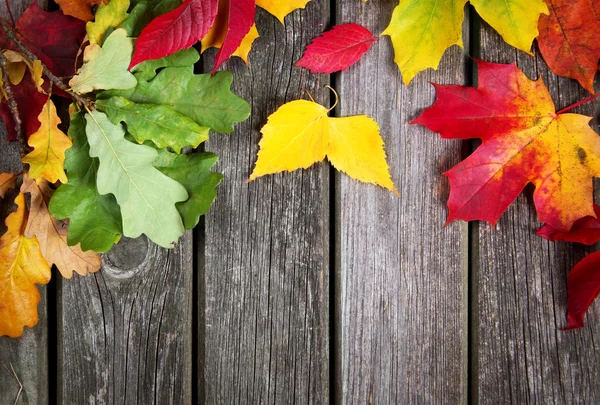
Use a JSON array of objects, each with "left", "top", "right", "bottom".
[
  {"left": 56, "top": 0, "right": 106, "bottom": 22},
  {"left": 0, "top": 173, "right": 17, "bottom": 198},
  {"left": 0, "top": 193, "right": 51, "bottom": 338},
  {"left": 21, "top": 175, "right": 101, "bottom": 278}
]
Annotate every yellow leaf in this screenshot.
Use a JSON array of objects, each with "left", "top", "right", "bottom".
[
  {"left": 21, "top": 175, "right": 101, "bottom": 278},
  {"left": 4, "top": 50, "right": 45, "bottom": 91},
  {"left": 86, "top": 0, "right": 129, "bottom": 45},
  {"left": 202, "top": 24, "right": 260, "bottom": 64},
  {"left": 250, "top": 94, "right": 397, "bottom": 194},
  {"left": 6, "top": 60, "right": 26, "bottom": 85},
  {"left": 22, "top": 99, "right": 73, "bottom": 184},
  {"left": 0, "top": 173, "right": 17, "bottom": 198},
  {"left": 0, "top": 193, "right": 51, "bottom": 338},
  {"left": 256, "top": 0, "right": 311, "bottom": 23},
  {"left": 382, "top": 0, "right": 548, "bottom": 85}
]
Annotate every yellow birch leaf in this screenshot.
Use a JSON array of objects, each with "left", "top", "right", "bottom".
[
  {"left": 0, "top": 173, "right": 17, "bottom": 198},
  {"left": 21, "top": 175, "right": 101, "bottom": 278},
  {"left": 250, "top": 95, "right": 397, "bottom": 194},
  {"left": 202, "top": 24, "right": 260, "bottom": 64},
  {"left": 0, "top": 193, "right": 51, "bottom": 338},
  {"left": 256, "top": 0, "right": 311, "bottom": 23},
  {"left": 22, "top": 99, "right": 73, "bottom": 184},
  {"left": 86, "top": 0, "right": 129, "bottom": 45}
]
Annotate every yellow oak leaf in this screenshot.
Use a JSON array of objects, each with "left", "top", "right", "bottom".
[
  {"left": 382, "top": 0, "right": 548, "bottom": 85},
  {"left": 4, "top": 50, "right": 44, "bottom": 91},
  {"left": 202, "top": 24, "right": 260, "bottom": 64},
  {"left": 256, "top": 0, "right": 311, "bottom": 23},
  {"left": 21, "top": 175, "right": 101, "bottom": 279},
  {"left": 86, "top": 0, "right": 129, "bottom": 45},
  {"left": 0, "top": 193, "right": 51, "bottom": 338},
  {"left": 0, "top": 173, "right": 17, "bottom": 198},
  {"left": 22, "top": 99, "right": 73, "bottom": 184},
  {"left": 249, "top": 92, "right": 397, "bottom": 194}
]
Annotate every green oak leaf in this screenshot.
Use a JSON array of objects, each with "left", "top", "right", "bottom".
[
  {"left": 131, "top": 48, "right": 201, "bottom": 82},
  {"left": 85, "top": 110, "right": 188, "bottom": 248},
  {"left": 154, "top": 150, "right": 223, "bottom": 230},
  {"left": 96, "top": 96, "right": 209, "bottom": 153},
  {"left": 131, "top": 0, "right": 182, "bottom": 17},
  {"left": 100, "top": 68, "right": 250, "bottom": 133},
  {"left": 118, "top": 1, "right": 152, "bottom": 37},
  {"left": 69, "top": 29, "right": 137, "bottom": 94},
  {"left": 49, "top": 111, "right": 122, "bottom": 253}
]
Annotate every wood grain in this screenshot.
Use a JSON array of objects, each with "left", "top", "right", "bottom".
[
  {"left": 201, "top": 5, "right": 331, "bottom": 404},
  {"left": 473, "top": 21, "right": 600, "bottom": 405},
  {"left": 334, "top": 2, "right": 469, "bottom": 404},
  {"left": 0, "top": 3, "right": 49, "bottom": 405}
]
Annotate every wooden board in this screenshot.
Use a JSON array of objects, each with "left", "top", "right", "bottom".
[
  {"left": 473, "top": 22, "right": 600, "bottom": 405},
  {"left": 334, "top": 2, "right": 469, "bottom": 403},
  {"left": 0, "top": 3, "right": 49, "bottom": 405},
  {"left": 201, "top": 5, "right": 331, "bottom": 404}
]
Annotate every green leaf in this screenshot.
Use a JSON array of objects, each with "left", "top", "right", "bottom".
[
  {"left": 49, "top": 111, "right": 122, "bottom": 253},
  {"left": 131, "top": 48, "right": 201, "bottom": 82},
  {"left": 100, "top": 67, "right": 250, "bottom": 133},
  {"left": 118, "top": 1, "right": 152, "bottom": 38},
  {"left": 131, "top": 0, "right": 182, "bottom": 17},
  {"left": 69, "top": 29, "right": 137, "bottom": 94},
  {"left": 86, "top": 0, "right": 130, "bottom": 45},
  {"left": 154, "top": 150, "right": 223, "bottom": 230},
  {"left": 96, "top": 96, "right": 209, "bottom": 153},
  {"left": 85, "top": 110, "right": 188, "bottom": 248}
]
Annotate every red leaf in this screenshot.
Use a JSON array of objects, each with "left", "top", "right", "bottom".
[
  {"left": 129, "top": 0, "right": 219, "bottom": 69},
  {"left": 296, "top": 23, "right": 377, "bottom": 73},
  {"left": 0, "top": 72, "right": 47, "bottom": 142},
  {"left": 12, "top": 2, "right": 86, "bottom": 77},
  {"left": 564, "top": 252, "right": 600, "bottom": 330},
  {"left": 537, "top": 204, "right": 600, "bottom": 245},
  {"left": 211, "top": 0, "right": 255, "bottom": 74},
  {"left": 537, "top": 0, "right": 600, "bottom": 93}
]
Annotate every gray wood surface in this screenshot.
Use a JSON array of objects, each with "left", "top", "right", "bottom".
[
  {"left": 335, "top": 2, "right": 469, "bottom": 404},
  {"left": 0, "top": 4, "right": 49, "bottom": 405},
  {"left": 201, "top": 5, "right": 331, "bottom": 404},
  {"left": 473, "top": 21, "right": 600, "bottom": 405}
]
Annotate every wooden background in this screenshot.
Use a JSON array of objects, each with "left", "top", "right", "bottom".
[{"left": 1, "top": 0, "right": 599, "bottom": 404}]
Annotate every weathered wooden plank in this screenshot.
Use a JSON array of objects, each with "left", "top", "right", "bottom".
[
  {"left": 57, "top": 235, "right": 193, "bottom": 404},
  {"left": 473, "top": 22, "right": 600, "bottom": 405},
  {"left": 201, "top": 5, "right": 330, "bottom": 404},
  {"left": 0, "top": 3, "right": 49, "bottom": 404},
  {"left": 335, "top": 2, "right": 469, "bottom": 404}
]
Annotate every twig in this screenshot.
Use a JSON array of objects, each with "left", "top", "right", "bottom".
[
  {"left": 0, "top": 19, "right": 93, "bottom": 109},
  {"left": 4, "top": 0, "right": 15, "bottom": 27},
  {"left": 3, "top": 363, "right": 23, "bottom": 405},
  {"left": 0, "top": 50, "right": 27, "bottom": 157}
]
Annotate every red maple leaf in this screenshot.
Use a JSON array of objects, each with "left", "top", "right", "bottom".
[
  {"left": 0, "top": 72, "right": 47, "bottom": 142},
  {"left": 537, "top": 204, "right": 600, "bottom": 245},
  {"left": 564, "top": 252, "right": 600, "bottom": 330},
  {"left": 296, "top": 23, "right": 377, "bottom": 74},
  {"left": 129, "top": 0, "right": 219, "bottom": 69}
]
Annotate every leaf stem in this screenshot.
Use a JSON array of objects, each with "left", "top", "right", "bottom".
[
  {"left": 0, "top": 50, "right": 27, "bottom": 157},
  {"left": 557, "top": 92, "right": 600, "bottom": 115},
  {"left": 325, "top": 85, "right": 339, "bottom": 113},
  {"left": 0, "top": 19, "right": 93, "bottom": 110}
]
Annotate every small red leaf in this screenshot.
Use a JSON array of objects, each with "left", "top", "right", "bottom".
[
  {"left": 212, "top": 0, "right": 255, "bottom": 74},
  {"left": 296, "top": 23, "right": 377, "bottom": 73},
  {"left": 0, "top": 72, "right": 47, "bottom": 142},
  {"left": 129, "top": 0, "right": 218, "bottom": 69},
  {"left": 564, "top": 252, "right": 600, "bottom": 330},
  {"left": 538, "top": 204, "right": 600, "bottom": 246}
]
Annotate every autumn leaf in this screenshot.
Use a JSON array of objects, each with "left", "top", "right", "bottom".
[
  {"left": 0, "top": 193, "right": 51, "bottom": 338},
  {"left": 201, "top": 0, "right": 258, "bottom": 68},
  {"left": 49, "top": 110, "right": 122, "bottom": 253},
  {"left": 70, "top": 28, "right": 137, "bottom": 94},
  {"left": 129, "top": 0, "right": 218, "bottom": 69},
  {"left": 86, "top": 0, "right": 130, "bottom": 45},
  {"left": 296, "top": 23, "right": 377, "bottom": 74},
  {"left": 154, "top": 149, "right": 223, "bottom": 230},
  {"left": 0, "top": 173, "right": 17, "bottom": 198},
  {"left": 96, "top": 96, "right": 209, "bottom": 153},
  {"left": 249, "top": 91, "right": 397, "bottom": 193},
  {"left": 563, "top": 252, "right": 600, "bottom": 330},
  {"left": 21, "top": 175, "right": 101, "bottom": 278},
  {"left": 3, "top": 50, "right": 44, "bottom": 91},
  {"left": 537, "top": 0, "right": 600, "bottom": 93},
  {"left": 382, "top": 0, "right": 548, "bottom": 84},
  {"left": 413, "top": 61, "right": 600, "bottom": 232},
  {"left": 132, "top": 0, "right": 181, "bottom": 17},
  {"left": 256, "top": 0, "right": 311, "bottom": 23},
  {"left": 537, "top": 204, "right": 600, "bottom": 246},
  {"left": 56, "top": 0, "right": 106, "bottom": 22},
  {"left": 22, "top": 99, "right": 73, "bottom": 184},
  {"left": 84, "top": 110, "right": 189, "bottom": 248},
  {"left": 0, "top": 71, "right": 47, "bottom": 141}
]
